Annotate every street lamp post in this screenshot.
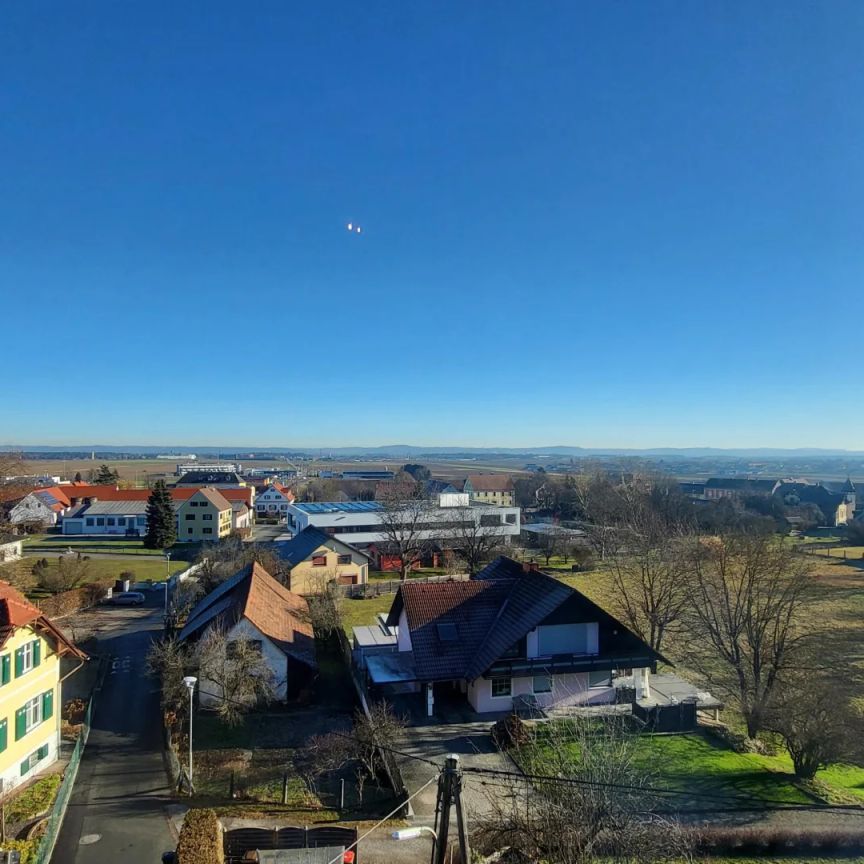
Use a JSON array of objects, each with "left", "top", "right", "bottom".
[
  {"left": 164, "top": 552, "right": 172, "bottom": 616},
  {"left": 183, "top": 676, "right": 197, "bottom": 795}
]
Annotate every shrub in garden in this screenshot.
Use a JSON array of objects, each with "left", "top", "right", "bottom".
[{"left": 176, "top": 808, "right": 224, "bottom": 864}]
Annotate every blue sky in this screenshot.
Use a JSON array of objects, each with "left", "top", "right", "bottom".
[{"left": 2, "top": 2, "right": 863, "bottom": 449}]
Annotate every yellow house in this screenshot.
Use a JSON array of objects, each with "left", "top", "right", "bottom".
[
  {"left": 274, "top": 527, "right": 369, "bottom": 594},
  {"left": 175, "top": 488, "right": 233, "bottom": 542},
  {"left": 0, "top": 582, "right": 86, "bottom": 793},
  {"left": 463, "top": 475, "right": 516, "bottom": 507}
]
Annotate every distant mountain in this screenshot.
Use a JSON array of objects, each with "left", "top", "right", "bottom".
[{"left": 5, "top": 443, "right": 864, "bottom": 459}]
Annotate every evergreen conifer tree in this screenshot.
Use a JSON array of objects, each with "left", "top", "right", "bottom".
[{"left": 145, "top": 479, "right": 176, "bottom": 549}]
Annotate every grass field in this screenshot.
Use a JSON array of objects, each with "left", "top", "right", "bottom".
[
  {"left": 0, "top": 555, "right": 187, "bottom": 596},
  {"left": 22, "top": 535, "right": 188, "bottom": 557},
  {"left": 340, "top": 594, "right": 394, "bottom": 636}
]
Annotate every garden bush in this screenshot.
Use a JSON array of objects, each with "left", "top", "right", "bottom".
[{"left": 176, "top": 808, "right": 224, "bottom": 864}]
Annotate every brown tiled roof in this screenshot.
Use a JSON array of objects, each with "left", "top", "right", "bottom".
[
  {"left": 179, "top": 563, "right": 315, "bottom": 668},
  {"left": 465, "top": 474, "right": 514, "bottom": 493},
  {"left": 193, "top": 487, "right": 233, "bottom": 511},
  {"left": 0, "top": 582, "right": 87, "bottom": 658}
]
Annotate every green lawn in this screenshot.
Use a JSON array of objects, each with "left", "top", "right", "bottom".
[
  {"left": 629, "top": 732, "right": 810, "bottom": 805},
  {"left": 815, "top": 762, "right": 864, "bottom": 801},
  {"left": 1, "top": 555, "right": 188, "bottom": 599},
  {"left": 340, "top": 594, "right": 394, "bottom": 637},
  {"left": 23, "top": 535, "right": 200, "bottom": 559}
]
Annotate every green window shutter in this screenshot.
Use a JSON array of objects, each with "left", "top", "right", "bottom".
[
  {"left": 14, "top": 648, "right": 23, "bottom": 678},
  {"left": 32, "top": 640, "right": 41, "bottom": 669},
  {"left": 20, "top": 758, "right": 29, "bottom": 777},
  {"left": 15, "top": 708, "right": 26, "bottom": 741},
  {"left": 37, "top": 744, "right": 49, "bottom": 761},
  {"left": 1, "top": 654, "right": 9, "bottom": 685},
  {"left": 0, "top": 719, "right": 6, "bottom": 752},
  {"left": 42, "top": 689, "right": 53, "bottom": 722}
]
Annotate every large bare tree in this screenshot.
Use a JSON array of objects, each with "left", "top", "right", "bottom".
[
  {"left": 474, "top": 716, "right": 692, "bottom": 864},
  {"left": 376, "top": 476, "right": 434, "bottom": 581},
  {"left": 683, "top": 533, "right": 812, "bottom": 738},
  {"left": 444, "top": 505, "right": 509, "bottom": 575}
]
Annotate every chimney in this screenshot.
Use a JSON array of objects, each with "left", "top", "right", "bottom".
[
  {"left": 84, "top": 496, "right": 98, "bottom": 506},
  {"left": 522, "top": 560, "right": 539, "bottom": 573},
  {"left": 70, "top": 497, "right": 80, "bottom": 506}
]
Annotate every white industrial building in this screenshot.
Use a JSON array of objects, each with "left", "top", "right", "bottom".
[{"left": 284, "top": 493, "right": 520, "bottom": 547}]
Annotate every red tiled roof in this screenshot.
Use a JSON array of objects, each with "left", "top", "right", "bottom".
[
  {"left": 179, "top": 563, "right": 315, "bottom": 667},
  {"left": 40, "top": 485, "right": 254, "bottom": 507},
  {"left": 0, "top": 582, "right": 87, "bottom": 658}
]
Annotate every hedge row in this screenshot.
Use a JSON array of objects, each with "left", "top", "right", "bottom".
[
  {"left": 692, "top": 825, "right": 864, "bottom": 855},
  {"left": 36, "top": 581, "right": 112, "bottom": 618}
]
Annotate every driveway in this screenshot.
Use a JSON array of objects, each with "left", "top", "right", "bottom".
[
  {"left": 52, "top": 598, "right": 176, "bottom": 864},
  {"left": 396, "top": 719, "right": 516, "bottom": 820}
]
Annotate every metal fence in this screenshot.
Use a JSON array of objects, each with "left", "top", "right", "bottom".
[{"left": 34, "top": 695, "right": 93, "bottom": 864}]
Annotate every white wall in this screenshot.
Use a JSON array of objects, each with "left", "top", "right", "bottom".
[
  {"left": 467, "top": 672, "right": 615, "bottom": 713},
  {"left": 396, "top": 609, "right": 412, "bottom": 652},
  {"left": 197, "top": 619, "right": 288, "bottom": 707}
]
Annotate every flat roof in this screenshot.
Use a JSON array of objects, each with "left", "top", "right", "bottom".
[
  {"left": 353, "top": 624, "right": 397, "bottom": 648},
  {"left": 293, "top": 501, "right": 383, "bottom": 514},
  {"left": 521, "top": 523, "right": 585, "bottom": 537},
  {"left": 366, "top": 652, "right": 417, "bottom": 684}
]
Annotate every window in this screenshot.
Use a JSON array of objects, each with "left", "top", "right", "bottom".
[
  {"left": 24, "top": 696, "right": 42, "bottom": 732},
  {"left": 106, "top": 517, "right": 115, "bottom": 526},
  {"left": 589, "top": 670, "right": 612, "bottom": 688},
  {"left": 337, "top": 554, "right": 351, "bottom": 565},
  {"left": 96, "top": 518, "right": 105, "bottom": 526},
  {"left": 15, "top": 640, "right": 39, "bottom": 677},
  {"left": 20, "top": 744, "right": 49, "bottom": 777},
  {"left": 203, "top": 528, "right": 213, "bottom": 535},
  {"left": 533, "top": 675, "right": 552, "bottom": 694},
  {"left": 506, "top": 514, "right": 517, "bottom": 524},
  {"left": 86, "top": 517, "right": 94, "bottom": 527},
  {"left": 480, "top": 514, "right": 502, "bottom": 527},
  {"left": 185, "top": 514, "right": 195, "bottom": 521},
  {"left": 187, "top": 528, "right": 193, "bottom": 535},
  {"left": 312, "top": 555, "right": 327, "bottom": 567},
  {"left": 116, "top": 517, "right": 125, "bottom": 527},
  {"left": 227, "top": 640, "right": 263, "bottom": 659},
  {"left": 203, "top": 513, "right": 213, "bottom": 521},
  {"left": 490, "top": 677, "right": 512, "bottom": 698}
]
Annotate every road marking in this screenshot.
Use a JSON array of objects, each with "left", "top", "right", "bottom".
[{"left": 79, "top": 834, "right": 101, "bottom": 845}]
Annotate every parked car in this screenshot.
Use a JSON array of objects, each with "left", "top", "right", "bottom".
[{"left": 108, "top": 591, "right": 146, "bottom": 606}]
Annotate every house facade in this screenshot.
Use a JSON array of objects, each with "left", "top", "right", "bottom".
[
  {"left": 9, "top": 491, "right": 65, "bottom": 528},
  {"left": 274, "top": 527, "right": 369, "bottom": 594},
  {"left": 366, "top": 556, "right": 660, "bottom": 717},
  {"left": 255, "top": 484, "right": 295, "bottom": 519},
  {"left": 462, "top": 475, "right": 516, "bottom": 507},
  {"left": 0, "top": 583, "right": 86, "bottom": 793},
  {"left": 0, "top": 540, "right": 23, "bottom": 564},
  {"left": 178, "top": 563, "right": 316, "bottom": 705},
  {"left": 175, "top": 489, "right": 233, "bottom": 542}
]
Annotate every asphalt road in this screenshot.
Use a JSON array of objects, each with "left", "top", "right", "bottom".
[{"left": 52, "top": 599, "right": 176, "bottom": 864}]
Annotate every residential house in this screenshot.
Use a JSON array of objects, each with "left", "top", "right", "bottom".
[
  {"left": 367, "top": 556, "right": 661, "bottom": 717},
  {"left": 9, "top": 490, "right": 68, "bottom": 528},
  {"left": 255, "top": 484, "right": 295, "bottom": 519},
  {"left": 462, "top": 475, "right": 516, "bottom": 507},
  {"left": 175, "top": 489, "right": 234, "bottom": 542},
  {"left": 178, "top": 563, "right": 316, "bottom": 704},
  {"left": 0, "top": 582, "right": 86, "bottom": 792},
  {"left": 60, "top": 486, "right": 252, "bottom": 537},
  {"left": 773, "top": 478, "right": 856, "bottom": 527},
  {"left": 274, "top": 526, "right": 369, "bottom": 594}
]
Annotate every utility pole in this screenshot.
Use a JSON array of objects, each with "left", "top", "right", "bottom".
[{"left": 432, "top": 754, "right": 470, "bottom": 864}]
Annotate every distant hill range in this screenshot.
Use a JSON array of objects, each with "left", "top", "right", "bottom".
[{"left": 5, "top": 444, "right": 864, "bottom": 460}]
